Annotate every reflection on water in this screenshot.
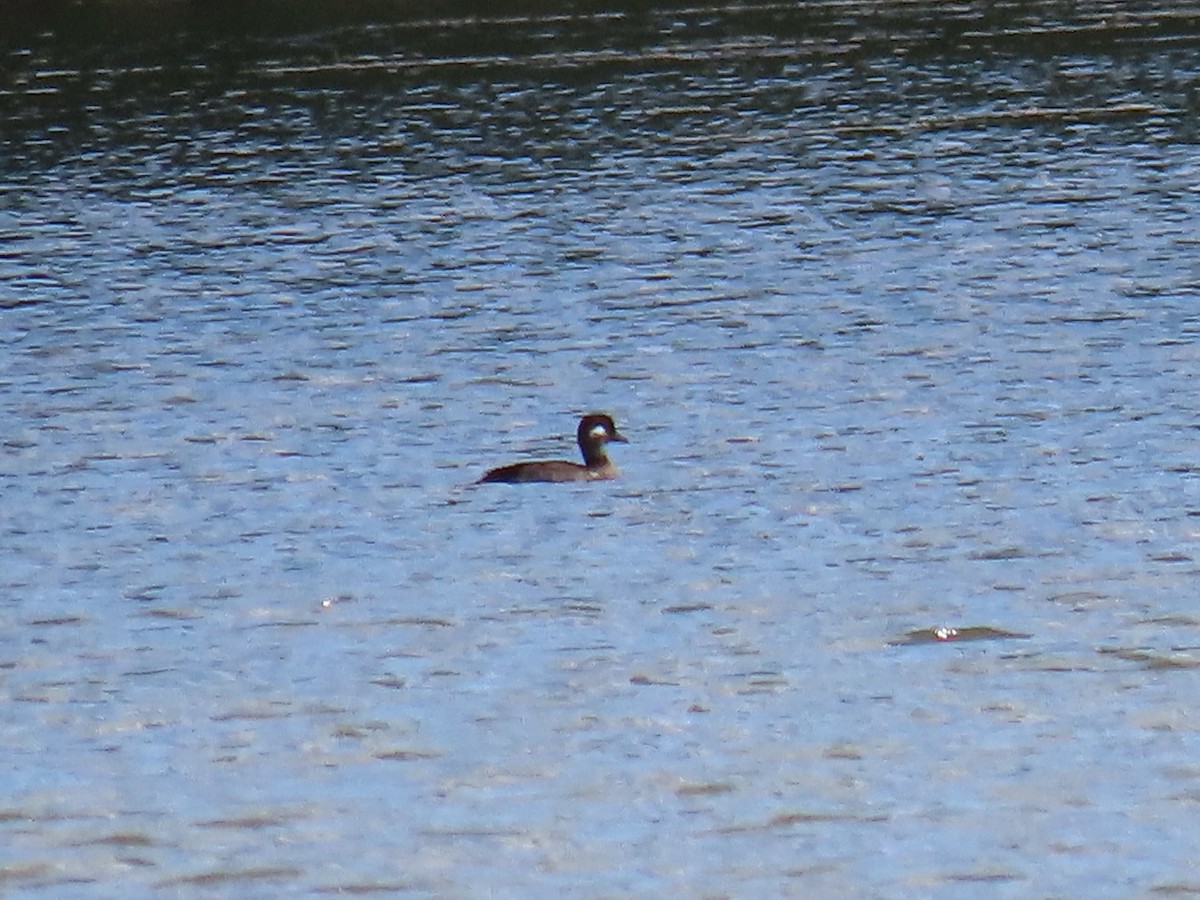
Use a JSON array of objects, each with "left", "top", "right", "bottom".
[
  {"left": 3, "top": 2, "right": 1200, "bottom": 896},
  {"left": 3, "top": 0, "right": 1198, "bottom": 174}
]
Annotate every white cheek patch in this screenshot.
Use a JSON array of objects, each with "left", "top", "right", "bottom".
[{"left": 588, "top": 425, "right": 609, "bottom": 439}]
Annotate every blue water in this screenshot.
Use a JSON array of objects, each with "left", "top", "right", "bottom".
[{"left": 3, "top": 3, "right": 1200, "bottom": 896}]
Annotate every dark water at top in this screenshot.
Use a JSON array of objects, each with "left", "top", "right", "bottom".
[{"left": 3, "top": 2, "right": 1200, "bottom": 897}]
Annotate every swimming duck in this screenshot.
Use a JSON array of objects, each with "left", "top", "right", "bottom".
[{"left": 478, "top": 413, "right": 627, "bottom": 483}]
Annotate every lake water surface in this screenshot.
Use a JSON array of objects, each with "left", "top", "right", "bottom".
[{"left": 3, "top": 1, "right": 1200, "bottom": 896}]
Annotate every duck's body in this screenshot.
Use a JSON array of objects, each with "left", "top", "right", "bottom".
[{"left": 478, "top": 413, "right": 627, "bottom": 484}]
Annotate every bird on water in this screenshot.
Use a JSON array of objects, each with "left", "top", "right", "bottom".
[{"left": 478, "top": 413, "right": 628, "bottom": 483}]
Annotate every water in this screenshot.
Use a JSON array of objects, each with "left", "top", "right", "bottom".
[{"left": 3, "top": 2, "right": 1200, "bottom": 896}]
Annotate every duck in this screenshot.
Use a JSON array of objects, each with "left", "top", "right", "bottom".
[{"left": 478, "top": 413, "right": 627, "bottom": 483}]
